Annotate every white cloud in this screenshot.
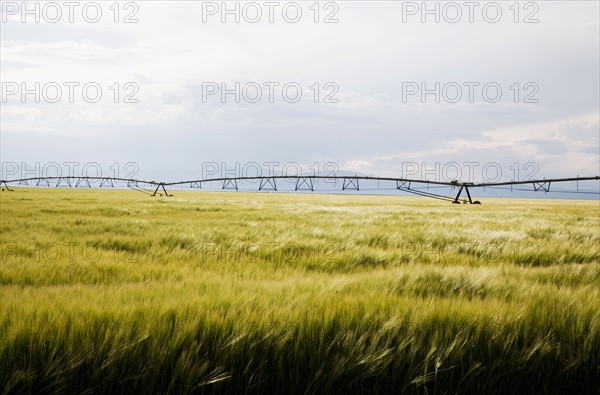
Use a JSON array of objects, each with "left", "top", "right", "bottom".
[{"left": 1, "top": 1, "right": 598, "bottom": 180}]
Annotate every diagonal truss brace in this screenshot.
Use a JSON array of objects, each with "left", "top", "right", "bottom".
[
  {"left": 533, "top": 181, "right": 551, "bottom": 192},
  {"left": 76, "top": 178, "right": 91, "bottom": 188},
  {"left": 342, "top": 177, "right": 360, "bottom": 191},
  {"left": 100, "top": 178, "right": 114, "bottom": 188},
  {"left": 396, "top": 180, "right": 411, "bottom": 190},
  {"left": 295, "top": 177, "right": 314, "bottom": 191},
  {"left": 56, "top": 178, "right": 72, "bottom": 187},
  {"left": 222, "top": 178, "right": 238, "bottom": 190},
  {"left": 259, "top": 177, "right": 277, "bottom": 191}
]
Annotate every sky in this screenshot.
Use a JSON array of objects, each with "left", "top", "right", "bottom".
[{"left": 1, "top": 1, "right": 599, "bottom": 188}]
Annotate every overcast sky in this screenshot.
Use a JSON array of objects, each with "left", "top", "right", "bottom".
[{"left": 1, "top": 1, "right": 598, "bottom": 183}]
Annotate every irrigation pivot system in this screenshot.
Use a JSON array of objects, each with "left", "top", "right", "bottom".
[{"left": 2, "top": 174, "right": 599, "bottom": 204}]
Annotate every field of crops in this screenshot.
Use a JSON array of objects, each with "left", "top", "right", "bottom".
[{"left": 1, "top": 188, "right": 599, "bottom": 394}]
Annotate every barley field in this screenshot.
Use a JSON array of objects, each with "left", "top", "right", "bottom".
[{"left": 0, "top": 188, "right": 599, "bottom": 394}]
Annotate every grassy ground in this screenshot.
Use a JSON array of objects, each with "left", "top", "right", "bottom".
[{"left": 1, "top": 188, "right": 599, "bottom": 394}]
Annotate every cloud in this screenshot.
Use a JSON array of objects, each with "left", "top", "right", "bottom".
[
  {"left": 1, "top": 2, "right": 598, "bottom": 180},
  {"left": 342, "top": 112, "right": 599, "bottom": 180}
]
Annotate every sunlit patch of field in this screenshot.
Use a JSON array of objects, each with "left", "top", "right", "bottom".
[{"left": 1, "top": 188, "right": 599, "bottom": 394}]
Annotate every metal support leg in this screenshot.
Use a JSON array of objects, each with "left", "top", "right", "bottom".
[
  {"left": 295, "top": 177, "right": 314, "bottom": 191},
  {"left": 56, "top": 177, "right": 72, "bottom": 187},
  {"left": 465, "top": 186, "right": 473, "bottom": 204},
  {"left": 396, "top": 180, "right": 410, "bottom": 190},
  {"left": 453, "top": 186, "right": 464, "bottom": 204},
  {"left": 76, "top": 178, "right": 91, "bottom": 188},
  {"left": 152, "top": 183, "right": 172, "bottom": 197},
  {"left": 259, "top": 177, "right": 277, "bottom": 191},
  {"left": 453, "top": 185, "right": 481, "bottom": 204},
  {"left": 0, "top": 180, "right": 13, "bottom": 191},
  {"left": 533, "top": 181, "right": 551, "bottom": 193},
  {"left": 222, "top": 179, "right": 238, "bottom": 190},
  {"left": 100, "top": 178, "right": 114, "bottom": 188},
  {"left": 342, "top": 177, "right": 360, "bottom": 191}
]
